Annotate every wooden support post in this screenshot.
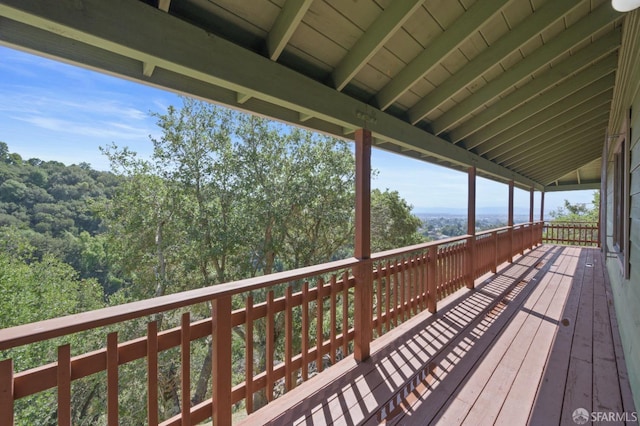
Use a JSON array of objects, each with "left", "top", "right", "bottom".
[
  {"left": 212, "top": 295, "right": 232, "bottom": 426},
  {"left": 354, "top": 128, "right": 372, "bottom": 362},
  {"left": 0, "top": 359, "right": 13, "bottom": 426},
  {"left": 540, "top": 191, "right": 545, "bottom": 245},
  {"left": 529, "top": 187, "right": 534, "bottom": 249},
  {"left": 427, "top": 245, "right": 437, "bottom": 313},
  {"left": 467, "top": 166, "right": 476, "bottom": 289},
  {"left": 508, "top": 180, "right": 514, "bottom": 262}
]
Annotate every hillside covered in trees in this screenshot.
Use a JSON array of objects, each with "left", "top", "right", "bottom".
[{"left": 0, "top": 98, "right": 426, "bottom": 424}]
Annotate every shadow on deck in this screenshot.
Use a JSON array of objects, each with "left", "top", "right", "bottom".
[{"left": 240, "top": 245, "right": 636, "bottom": 425}]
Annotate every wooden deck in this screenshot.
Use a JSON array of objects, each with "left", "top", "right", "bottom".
[{"left": 239, "top": 245, "right": 636, "bottom": 425}]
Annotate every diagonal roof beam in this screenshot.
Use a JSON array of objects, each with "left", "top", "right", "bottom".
[
  {"left": 373, "top": 0, "right": 510, "bottom": 111},
  {"left": 267, "top": 0, "right": 313, "bottom": 61},
  {"left": 466, "top": 57, "right": 617, "bottom": 152},
  {"left": 504, "top": 119, "right": 608, "bottom": 170},
  {"left": 0, "top": 0, "right": 543, "bottom": 190},
  {"left": 331, "top": 0, "right": 424, "bottom": 91},
  {"left": 526, "top": 146, "right": 602, "bottom": 183},
  {"left": 449, "top": 31, "right": 621, "bottom": 144},
  {"left": 407, "top": 0, "right": 582, "bottom": 125},
  {"left": 432, "top": 5, "right": 621, "bottom": 135},
  {"left": 476, "top": 82, "right": 614, "bottom": 156},
  {"left": 526, "top": 145, "right": 602, "bottom": 178},
  {"left": 488, "top": 84, "right": 613, "bottom": 158},
  {"left": 513, "top": 130, "right": 607, "bottom": 174},
  {"left": 507, "top": 132, "right": 604, "bottom": 170},
  {"left": 517, "top": 139, "right": 603, "bottom": 176},
  {"left": 142, "top": 0, "right": 172, "bottom": 77},
  {"left": 489, "top": 108, "right": 610, "bottom": 162}
]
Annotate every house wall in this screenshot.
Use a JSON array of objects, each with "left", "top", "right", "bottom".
[{"left": 606, "top": 79, "right": 640, "bottom": 412}]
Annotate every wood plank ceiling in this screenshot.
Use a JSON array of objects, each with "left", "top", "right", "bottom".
[{"left": 0, "top": 0, "right": 631, "bottom": 190}]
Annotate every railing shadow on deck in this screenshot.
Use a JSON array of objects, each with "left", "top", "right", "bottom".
[
  {"left": 528, "top": 249, "right": 637, "bottom": 426},
  {"left": 264, "top": 245, "right": 565, "bottom": 425},
  {"left": 368, "top": 245, "right": 566, "bottom": 425}
]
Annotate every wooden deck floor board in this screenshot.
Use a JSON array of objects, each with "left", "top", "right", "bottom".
[
  {"left": 431, "top": 248, "right": 571, "bottom": 426},
  {"left": 457, "top": 246, "right": 576, "bottom": 426},
  {"left": 239, "top": 247, "right": 636, "bottom": 426}
]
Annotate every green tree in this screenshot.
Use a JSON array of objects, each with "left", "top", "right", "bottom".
[
  {"left": 0, "top": 238, "right": 106, "bottom": 425},
  {"left": 550, "top": 191, "right": 599, "bottom": 222},
  {"left": 370, "top": 188, "right": 425, "bottom": 252}
]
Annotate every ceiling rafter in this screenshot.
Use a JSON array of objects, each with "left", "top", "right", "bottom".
[
  {"left": 506, "top": 132, "right": 604, "bottom": 170},
  {"left": 373, "top": 0, "right": 509, "bottom": 111},
  {"left": 267, "top": 0, "right": 313, "bottom": 61},
  {"left": 522, "top": 134, "right": 602, "bottom": 172},
  {"left": 407, "top": 0, "right": 582, "bottom": 125},
  {"left": 485, "top": 85, "right": 612, "bottom": 157},
  {"left": 466, "top": 57, "right": 617, "bottom": 152},
  {"left": 0, "top": 0, "right": 543, "bottom": 191},
  {"left": 544, "top": 181, "right": 600, "bottom": 191},
  {"left": 527, "top": 147, "right": 602, "bottom": 182},
  {"left": 476, "top": 83, "right": 613, "bottom": 153},
  {"left": 432, "top": 4, "right": 621, "bottom": 135},
  {"left": 331, "top": 0, "right": 424, "bottom": 91},
  {"left": 500, "top": 118, "right": 610, "bottom": 168},
  {"left": 488, "top": 108, "right": 610, "bottom": 161},
  {"left": 142, "top": 0, "right": 172, "bottom": 77},
  {"left": 448, "top": 31, "right": 621, "bottom": 144}
]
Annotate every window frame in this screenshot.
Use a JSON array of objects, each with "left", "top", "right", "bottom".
[{"left": 611, "top": 110, "right": 631, "bottom": 280}]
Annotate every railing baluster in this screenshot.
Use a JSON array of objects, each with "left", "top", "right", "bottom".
[
  {"left": 316, "top": 279, "right": 324, "bottom": 374},
  {"left": 107, "top": 332, "right": 119, "bottom": 426},
  {"left": 301, "top": 282, "right": 309, "bottom": 381},
  {"left": 393, "top": 259, "right": 399, "bottom": 327},
  {"left": 375, "top": 265, "right": 382, "bottom": 337},
  {"left": 181, "top": 312, "right": 191, "bottom": 425},
  {"left": 428, "top": 245, "right": 437, "bottom": 313},
  {"left": 284, "top": 288, "right": 294, "bottom": 392},
  {"left": 384, "top": 260, "right": 391, "bottom": 332},
  {"left": 0, "top": 359, "right": 13, "bottom": 425},
  {"left": 245, "top": 295, "right": 254, "bottom": 413},
  {"left": 266, "top": 291, "right": 275, "bottom": 401},
  {"left": 330, "top": 275, "right": 337, "bottom": 365},
  {"left": 147, "top": 321, "right": 159, "bottom": 425},
  {"left": 57, "top": 344, "right": 71, "bottom": 426},
  {"left": 212, "top": 295, "right": 232, "bottom": 426},
  {"left": 341, "top": 272, "right": 349, "bottom": 358},
  {"left": 400, "top": 257, "right": 406, "bottom": 323}
]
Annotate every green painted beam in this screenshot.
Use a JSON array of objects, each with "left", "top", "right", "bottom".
[
  {"left": 501, "top": 120, "right": 609, "bottom": 168},
  {"left": 487, "top": 108, "right": 610, "bottom": 162},
  {"left": 506, "top": 134, "right": 603, "bottom": 171},
  {"left": 476, "top": 89, "right": 611, "bottom": 158},
  {"left": 432, "top": 9, "right": 622, "bottom": 135},
  {"left": 530, "top": 151, "right": 603, "bottom": 185},
  {"left": 524, "top": 146, "right": 603, "bottom": 181},
  {"left": 467, "top": 58, "right": 617, "bottom": 152},
  {"left": 407, "top": 0, "right": 581, "bottom": 124},
  {"left": 544, "top": 181, "right": 601, "bottom": 191},
  {"left": 331, "top": 0, "right": 424, "bottom": 91},
  {"left": 267, "top": 0, "right": 313, "bottom": 60},
  {"left": 449, "top": 33, "right": 621, "bottom": 144},
  {"left": 527, "top": 151, "right": 602, "bottom": 185},
  {"left": 0, "top": 0, "right": 544, "bottom": 190},
  {"left": 373, "top": 0, "right": 509, "bottom": 111},
  {"left": 475, "top": 85, "right": 613, "bottom": 155}
]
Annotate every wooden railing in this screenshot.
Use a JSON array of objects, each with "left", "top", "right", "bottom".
[
  {"left": 542, "top": 221, "right": 599, "bottom": 247},
  {"left": 0, "top": 222, "right": 543, "bottom": 425}
]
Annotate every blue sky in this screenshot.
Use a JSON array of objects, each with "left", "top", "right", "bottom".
[{"left": 0, "top": 45, "right": 596, "bottom": 215}]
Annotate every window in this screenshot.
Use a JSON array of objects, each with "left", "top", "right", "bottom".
[{"left": 612, "top": 108, "right": 631, "bottom": 279}]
